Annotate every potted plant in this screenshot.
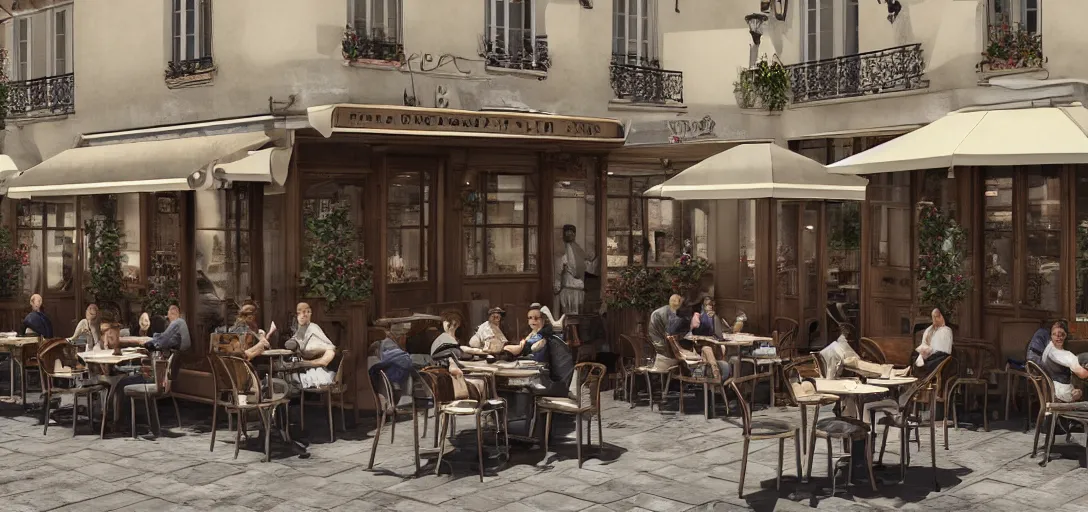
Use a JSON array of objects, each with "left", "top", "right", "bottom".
[
  {"left": 733, "top": 54, "right": 791, "bottom": 111},
  {"left": 917, "top": 202, "right": 970, "bottom": 323},
  {"left": 299, "top": 202, "right": 374, "bottom": 310},
  {"left": 84, "top": 215, "right": 125, "bottom": 306}
]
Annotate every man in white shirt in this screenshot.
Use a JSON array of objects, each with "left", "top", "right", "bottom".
[{"left": 1040, "top": 320, "right": 1088, "bottom": 403}]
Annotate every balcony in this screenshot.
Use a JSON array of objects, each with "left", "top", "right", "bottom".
[
  {"left": 481, "top": 35, "right": 550, "bottom": 76},
  {"left": 8, "top": 74, "right": 75, "bottom": 119},
  {"left": 978, "top": 22, "right": 1045, "bottom": 72},
  {"left": 164, "top": 56, "right": 217, "bottom": 88},
  {"left": 342, "top": 27, "right": 404, "bottom": 65},
  {"left": 609, "top": 56, "right": 684, "bottom": 105},
  {"left": 786, "top": 43, "right": 928, "bottom": 104}
]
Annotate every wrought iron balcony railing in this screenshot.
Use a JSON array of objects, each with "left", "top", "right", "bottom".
[
  {"left": 609, "top": 56, "right": 684, "bottom": 104},
  {"left": 786, "top": 43, "right": 928, "bottom": 104},
  {"left": 165, "top": 56, "right": 216, "bottom": 80},
  {"left": 8, "top": 73, "right": 75, "bottom": 118},
  {"left": 481, "top": 35, "right": 550, "bottom": 74},
  {"left": 342, "top": 27, "right": 404, "bottom": 63}
]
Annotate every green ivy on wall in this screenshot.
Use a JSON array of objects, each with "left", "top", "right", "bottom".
[
  {"left": 84, "top": 212, "right": 124, "bottom": 304},
  {"left": 299, "top": 202, "right": 374, "bottom": 310},
  {"left": 733, "top": 55, "right": 791, "bottom": 111}
]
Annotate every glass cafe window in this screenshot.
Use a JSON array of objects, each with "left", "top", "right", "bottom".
[
  {"left": 718, "top": 199, "right": 756, "bottom": 301},
  {"left": 868, "top": 173, "right": 911, "bottom": 268},
  {"left": 605, "top": 176, "right": 682, "bottom": 272},
  {"left": 81, "top": 195, "right": 142, "bottom": 291},
  {"left": 1076, "top": 172, "right": 1088, "bottom": 319},
  {"left": 17, "top": 199, "right": 78, "bottom": 294},
  {"left": 983, "top": 169, "right": 1014, "bottom": 306},
  {"left": 463, "top": 174, "right": 538, "bottom": 275},
  {"left": 1024, "top": 166, "right": 1060, "bottom": 313},
  {"left": 194, "top": 185, "right": 252, "bottom": 329},
  {"left": 387, "top": 170, "right": 430, "bottom": 283}
]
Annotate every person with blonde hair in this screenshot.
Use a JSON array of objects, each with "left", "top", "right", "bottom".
[
  {"left": 71, "top": 304, "right": 101, "bottom": 350},
  {"left": 286, "top": 302, "right": 337, "bottom": 389}
]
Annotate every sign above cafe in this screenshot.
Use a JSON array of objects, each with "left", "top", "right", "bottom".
[{"left": 328, "top": 105, "right": 625, "bottom": 142}]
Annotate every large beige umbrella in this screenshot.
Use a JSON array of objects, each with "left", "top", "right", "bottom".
[
  {"left": 828, "top": 105, "right": 1088, "bottom": 175},
  {"left": 644, "top": 143, "right": 868, "bottom": 201}
]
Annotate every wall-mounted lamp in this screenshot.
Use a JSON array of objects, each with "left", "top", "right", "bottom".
[
  {"left": 578, "top": 0, "right": 592, "bottom": 8},
  {"left": 745, "top": 13, "right": 768, "bottom": 46},
  {"left": 879, "top": 0, "right": 902, "bottom": 23}
]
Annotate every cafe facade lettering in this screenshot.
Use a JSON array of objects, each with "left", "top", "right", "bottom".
[{"left": 331, "top": 106, "right": 625, "bottom": 141}]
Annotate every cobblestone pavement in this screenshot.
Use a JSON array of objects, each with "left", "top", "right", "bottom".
[{"left": 1, "top": 385, "right": 1087, "bottom": 512}]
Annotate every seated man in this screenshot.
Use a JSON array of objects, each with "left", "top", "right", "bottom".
[
  {"left": 819, "top": 326, "right": 909, "bottom": 379},
  {"left": 464, "top": 307, "right": 509, "bottom": 357},
  {"left": 145, "top": 305, "right": 191, "bottom": 353},
  {"left": 1026, "top": 321, "right": 1056, "bottom": 367},
  {"left": 647, "top": 295, "right": 684, "bottom": 372},
  {"left": 1040, "top": 320, "right": 1088, "bottom": 403},
  {"left": 20, "top": 294, "right": 53, "bottom": 338}
]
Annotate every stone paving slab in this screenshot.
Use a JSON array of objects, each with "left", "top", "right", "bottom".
[{"left": 1, "top": 386, "right": 1087, "bottom": 511}]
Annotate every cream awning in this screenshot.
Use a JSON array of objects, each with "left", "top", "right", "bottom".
[
  {"left": 3, "top": 132, "right": 272, "bottom": 198},
  {"left": 212, "top": 147, "right": 291, "bottom": 185},
  {"left": 828, "top": 105, "right": 1088, "bottom": 175},
  {"left": 644, "top": 143, "right": 868, "bottom": 201}
]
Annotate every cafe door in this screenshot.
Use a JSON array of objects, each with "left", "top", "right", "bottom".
[
  {"left": 384, "top": 157, "right": 438, "bottom": 313},
  {"left": 774, "top": 201, "right": 825, "bottom": 351}
]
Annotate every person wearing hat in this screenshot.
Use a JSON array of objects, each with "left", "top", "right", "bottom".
[{"left": 465, "top": 307, "right": 509, "bottom": 356}]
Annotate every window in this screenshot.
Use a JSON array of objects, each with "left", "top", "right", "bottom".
[
  {"left": 17, "top": 199, "right": 78, "bottom": 295},
  {"left": 171, "top": 0, "right": 212, "bottom": 62},
  {"left": 844, "top": 0, "right": 859, "bottom": 55},
  {"left": 605, "top": 176, "right": 681, "bottom": 271},
  {"left": 54, "top": 10, "right": 66, "bottom": 74},
  {"left": 486, "top": 0, "right": 536, "bottom": 60},
  {"left": 194, "top": 185, "right": 252, "bottom": 329},
  {"left": 14, "top": 18, "right": 29, "bottom": 80},
  {"left": 989, "top": 0, "right": 1040, "bottom": 33},
  {"left": 387, "top": 171, "right": 430, "bottom": 283},
  {"left": 868, "top": 173, "right": 911, "bottom": 269},
  {"left": 983, "top": 169, "right": 1013, "bottom": 306},
  {"left": 11, "top": 4, "right": 73, "bottom": 80},
  {"left": 803, "top": 0, "right": 834, "bottom": 62},
  {"left": 463, "top": 174, "right": 538, "bottom": 275},
  {"left": 613, "top": 0, "right": 653, "bottom": 65},
  {"left": 350, "top": 0, "right": 401, "bottom": 41},
  {"left": 719, "top": 200, "right": 756, "bottom": 301},
  {"left": 81, "top": 195, "right": 142, "bottom": 289}
]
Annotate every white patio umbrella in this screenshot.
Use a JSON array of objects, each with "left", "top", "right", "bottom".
[
  {"left": 644, "top": 143, "right": 868, "bottom": 201},
  {"left": 828, "top": 105, "right": 1088, "bottom": 175}
]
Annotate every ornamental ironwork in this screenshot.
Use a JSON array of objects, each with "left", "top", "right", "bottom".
[
  {"left": 164, "top": 56, "right": 215, "bottom": 80},
  {"left": 609, "top": 55, "right": 684, "bottom": 104},
  {"left": 342, "top": 26, "right": 404, "bottom": 63},
  {"left": 786, "top": 43, "right": 927, "bottom": 104},
  {"left": 8, "top": 73, "right": 75, "bottom": 118},
  {"left": 480, "top": 35, "right": 550, "bottom": 75},
  {"left": 978, "top": 20, "right": 1045, "bottom": 72}
]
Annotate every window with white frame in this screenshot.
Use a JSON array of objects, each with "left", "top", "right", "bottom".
[
  {"left": 485, "top": 0, "right": 535, "bottom": 58},
  {"left": 171, "top": 0, "right": 212, "bottom": 63},
  {"left": 989, "top": 0, "right": 1039, "bottom": 33},
  {"left": 844, "top": 0, "right": 859, "bottom": 55},
  {"left": 349, "top": 0, "right": 402, "bottom": 41},
  {"left": 10, "top": 3, "right": 74, "bottom": 81},
  {"left": 803, "top": 0, "right": 834, "bottom": 62},
  {"left": 612, "top": 0, "right": 654, "bottom": 65}
]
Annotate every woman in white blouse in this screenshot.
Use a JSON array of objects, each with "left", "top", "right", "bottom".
[
  {"left": 915, "top": 307, "right": 954, "bottom": 372},
  {"left": 287, "top": 302, "right": 337, "bottom": 389},
  {"left": 71, "top": 304, "right": 103, "bottom": 352}
]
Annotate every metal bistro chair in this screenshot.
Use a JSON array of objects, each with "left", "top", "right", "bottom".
[
  {"left": 429, "top": 367, "right": 508, "bottom": 482},
  {"left": 619, "top": 334, "right": 674, "bottom": 411},
  {"left": 123, "top": 352, "right": 182, "bottom": 438},
  {"left": 943, "top": 340, "right": 1000, "bottom": 442},
  {"left": 1024, "top": 360, "right": 1088, "bottom": 465},
  {"left": 875, "top": 356, "right": 952, "bottom": 492},
  {"left": 782, "top": 356, "right": 840, "bottom": 464},
  {"left": 730, "top": 371, "right": 803, "bottom": 498},
  {"left": 367, "top": 368, "right": 432, "bottom": 475},
  {"left": 38, "top": 338, "right": 106, "bottom": 437},
  {"left": 665, "top": 335, "right": 726, "bottom": 420},
  {"left": 207, "top": 353, "right": 290, "bottom": 462},
  {"left": 300, "top": 350, "right": 350, "bottom": 442},
  {"left": 533, "top": 362, "right": 607, "bottom": 468}
]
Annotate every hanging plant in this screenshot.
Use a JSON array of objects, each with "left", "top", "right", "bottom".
[
  {"left": 0, "top": 212, "right": 28, "bottom": 299},
  {"left": 917, "top": 202, "right": 970, "bottom": 322},
  {"left": 84, "top": 214, "right": 124, "bottom": 304},
  {"left": 299, "top": 202, "right": 374, "bottom": 310},
  {"left": 733, "top": 54, "right": 791, "bottom": 111}
]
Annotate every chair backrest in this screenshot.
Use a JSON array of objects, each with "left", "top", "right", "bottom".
[
  {"left": 619, "top": 334, "right": 653, "bottom": 368},
  {"left": 210, "top": 332, "right": 254, "bottom": 354},
  {"left": 37, "top": 338, "right": 81, "bottom": 379},
  {"left": 858, "top": 337, "right": 887, "bottom": 365},
  {"left": 955, "top": 338, "right": 1001, "bottom": 378},
  {"left": 900, "top": 355, "right": 952, "bottom": 410},
  {"left": 724, "top": 372, "right": 765, "bottom": 436},
  {"left": 782, "top": 356, "right": 821, "bottom": 405},
  {"left": 208, "top": 352, "right": 264, "bottom": 405},
  {"left": 572, "top": 362, "right": 607, "bottom": 411},
  {"left": 1025, "top": 360, "right": 1056, "bottom": 404},
  {"left": 773, "top": 317, "right": 799, "bottom": 356}
]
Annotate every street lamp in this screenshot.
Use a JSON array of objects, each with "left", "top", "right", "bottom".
[{"left": 745, "top": 13, "right": 768, "bottom": 68}]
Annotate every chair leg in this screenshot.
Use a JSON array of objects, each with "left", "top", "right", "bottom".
[
  {"left": 100, "top": 389, "right": 109, "bottom": 439},
  {"left": 827, "top": 437, "right": 835, "bottom": 496},
  {"left": 1043, "top": 412, "right": 1058, "bottom": 467},
  {"left": 172, "top": 397, "right": 182, "bottom": 429},
  {"left": 411, "top": 403, "right": 421, "bottom": 476},
  {"left": 793, "top": 433, "right": 802, "bottom": 482},
  {"left": 878, "top": 423, "right": 890, "bottom": 465},
  {"left": 263, "top": 410, "right": 272, "bottom": 463},
  {"left": 327, "top": 393, "right": 335, "bottom": 443},
  {"left": 544, "top": 412, "right": 553, "bottom": 455},
  {"left": 233, "top": 412, "right": 243, "bottom": 460},
  {"left": 390, "top": 409, "right": 397, "bottom": 444},
  {"left": 800, "top": 404, "right": 809, "bottom": 455},
  {"left": 644, "top": 374, "right": 653, "bottom": 410},
  {"left": 576, "top": 412, "right": 584, "bottom": 468},
  {"left": 476, "top": 414, "right": 485, "bottom": 482},
  {"left": 703, "top": 383, "right": 709, "bottom": 421},
  {"left": 738, "top": 437, "right": 750, "bottom": 498},
  {"left": 776, "top": 437, "right": 784, "bottom": 491},
  {"left": 899, "top": 425, "right": 907, "bottom": 484},
  {"left": 369, "top": 411, "right": 386, "bottom": 470},
  {"left": 209, "top": 403, "right": 219, "bottom": 452},
  {"left": 806, "top": 406, "right": 821, "bottom": 481},
  {"left": 434, "top": 406, "right": 441, "bottom": 448},
  {"left": 434, "top": 414, "right": 448, "bottom": 476},
  {"left": 72, "top": 394, "right": 79, "bottom": 437},
  {"left": 1004, "top": 373, "right": 1012, "bottom": 421},
  {"left": 983, "top": 386, "right": 990, "bottom": 432},
  {"left": 340, "top": 401, "right": 347, "bottom": 433},
  {"left": 930, "top": 403, "right": 939, "bottom": 492},
  {"left": 130, "top": 398, "right": 137, "bottom": 439},
  {"left": 597, "top": 410, "right": 604, "bottom": 448},
  {"left": 865, "top": 435, "right": 877, "bottom": 491},
  {"left": 300, "top": 392, "right": 306, "bottom": 432}
]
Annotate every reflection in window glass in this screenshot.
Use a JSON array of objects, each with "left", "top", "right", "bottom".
[
  {"left": 387, "top": 171, "right": 429, "bottom": 283},
  {"left": 605, "top": 175, "right": 681, "bottom": 272},
  {"left": 1076, "top": 173, "right": 1088, "bottom": 319},
  {"left": 303, "top": 182, "right": 365, "bottom": 262},
  {"left": 553, "top": 174, "right": 597, "bottom": 274},
  {"left": 463, "top": 174, "right": 538, "bottom": 275},
  {"left": 868, "top": 173, "right": 911, "bottom": 268},
  {"left": 82, "top": 194, "right": 142, "bottom": 290},
  {"left": 827, "top": 201, "right": 861, "bottom": 330},
  {"left": 719, "top": 200, "right": 756, "bottom": 301},
  {"left": 1025, "top": 166, "right": 1060, "bottom": 312},
  {"left": 194, "top": 186, "right": 252, "bottom": 330},
  {"left": 17, "top": 200, "right": 77, "bottom": 294},
  {"left": 983, "top": 169, "right": 1014, "bottom": 306},
  {"left": 777, "top": 202, "right": 799, "bottom": 298},
  {"left": 149, "top": 192, "right": 183, "bottom": 315}
]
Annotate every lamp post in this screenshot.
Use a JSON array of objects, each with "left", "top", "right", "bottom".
[{"left": 745, "top": 13, "right": 768, "bottom": 68}]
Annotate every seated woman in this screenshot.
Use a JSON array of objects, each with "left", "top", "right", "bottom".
[
  {"left": 690, "top": 297, "right": 727, "bottom": 338},
  {"left": 912, "top": 307, "right": 953, "bottom": 374},
  {"left": 286, "top": 302, "right": 337, "bottom": 389},
  {"left": 506, "top": 304, "right": 573, "bottom": 398},
  {"left": 819, "top": 325, "right": 909, "bottom": 379},
  {"left": 70, "top": 304, "right": 102, "bottom": 351},
  {"left": 1041, "top": 320, "right": 1088, "bottom": 403},
  {"left": 464, "top": 307, "right": 509, "bottom": 357},
  {"left": 430, "top": 311, "right": 488, "bottom": 398},
  {"left": 228, "top": 302, "right": 272, "bottom": 360}
]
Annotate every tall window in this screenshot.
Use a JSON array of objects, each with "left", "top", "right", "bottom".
[
  {"left": 17, "top": 199, "right": 78, "bottom": 295},
  {"left": 844, "top": 0, "right": 859, "bottom": 55},
  {"left": 464, "top": 174, "right": 538, "bottom": 275},
  {"left": 194, "top": 185, "right": 252, "bottom": 330},
  {"left": 349, "top": 0, "right": 402, "bottom": 40},
  {"left": 606, "top": 176, "right": 681, "bottom": 270},
  {"left": 387, "top": 171, "right": 430, "bottom": 283},
  {"left": 803, "top": 0, "right": 834, "bottom": 62},
  {"left": 989, "top": 0, "right": 1040, "bottom": 33},
  {"left": 15, "top": 18, "right": 29, "bottom": 80},
  {"left": 719, "top": 200, "right": 756, "bottom": 302},
  {"left": 485, "top": 0, "right": 535, "bottom": 58},
  {"left": 11, "top": 4, "right": 73, "bottom": 80},
  {"left": 171, "top": 0, "right": 212, "bottom": 62},
  {"left": 613, "top": 0, "right": 653, "bottom": 65}
]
